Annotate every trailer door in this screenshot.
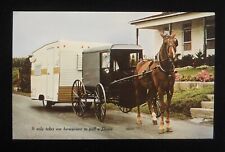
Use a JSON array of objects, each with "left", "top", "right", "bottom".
[{"left": 46, "top": 49, "right": 55, "bottom": 100}]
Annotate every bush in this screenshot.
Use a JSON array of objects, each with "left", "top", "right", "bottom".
[
  {"left": 171, "top": 86, "right": 214, "bottom": 116},
  {"left": 177, "top": 54, "right": 194, "bottom": 67},
  {"left": 193, "top": 51, "right": 205, "bottom": 67},
  {"left": 206, "top": 55, "right": 215, "bottom": 66},
  {"left": 175, "top": 52, "right": 215, "bottom": 68}
]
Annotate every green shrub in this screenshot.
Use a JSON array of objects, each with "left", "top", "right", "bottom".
[{"left": 171, "top": 85, "right": 214, "bottom": 117}]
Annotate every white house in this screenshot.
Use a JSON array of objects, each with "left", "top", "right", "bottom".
[
  {"left": 30, "top": 40, "right": 109, "bottom": 107},
  {"left": 130, "top": 12, "right": 215, "bottom": 58}
]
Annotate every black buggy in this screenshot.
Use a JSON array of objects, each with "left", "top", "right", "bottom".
[{"left": 71, "top": 44, "right": 161, "bottom": 122}]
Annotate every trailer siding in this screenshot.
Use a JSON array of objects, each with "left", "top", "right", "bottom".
[{"left": 31, "top": 40, "right": 110, "bottom": 103}]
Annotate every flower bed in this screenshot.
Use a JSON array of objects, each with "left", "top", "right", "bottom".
[{"left": 175, "top": 65, "right": 214, "bottom": 82}]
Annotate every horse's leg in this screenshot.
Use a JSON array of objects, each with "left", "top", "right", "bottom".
[
  {"left": 137, "top": 105, "right": 142, "bottom": 125},
  {"left": 147, "top": 90, "right": 157, "bottom": 125},
  {"left": 135, "top": 88, "right": 142, "bottom": 125},
  {"left": 165, "top": 89, "right": 173, "bottom": 132},
  {"left": 158, "top": 88, "right": 166, "bottom": 134}
]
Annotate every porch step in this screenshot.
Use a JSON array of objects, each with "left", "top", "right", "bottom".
[
  {"left": 190, "top": 108, "right": 214, "bottom": 119},
  {"left": 201, "top": 101, "right": 214, "bottom": 109}
]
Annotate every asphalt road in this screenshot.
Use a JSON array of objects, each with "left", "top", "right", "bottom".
[{"left": 13, "top": 94, "right": 213, "bottom": 139}]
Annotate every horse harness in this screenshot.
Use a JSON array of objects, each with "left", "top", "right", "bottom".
[{"left": 154, "top": 44, "right": 176, "bottom": 78}]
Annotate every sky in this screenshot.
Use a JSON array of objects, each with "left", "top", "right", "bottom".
[{"left": 13, "top": 12, "right": 161, "bottom": 58}]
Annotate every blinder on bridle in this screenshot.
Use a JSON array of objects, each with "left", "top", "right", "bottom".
[
  {"left": 174, "top": 38, "right": 178, "bottom": 47},
  {"left": 156, "top": 34, "right": 179, "bottom": 75},
  {"left": 167, "top": 37, "right": 178, "bottom": 60},
  {"left": 163, "top": 37, "right": 178, "bottom": 74}
]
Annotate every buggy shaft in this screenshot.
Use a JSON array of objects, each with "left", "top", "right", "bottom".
[{"left": 110, "top": 70, "right": 152, "bottom": 85}]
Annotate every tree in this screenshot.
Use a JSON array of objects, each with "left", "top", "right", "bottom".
[
  {"left": 13, "top": 57, "right": 26, "bottom": 67},
  {"left": 18, "top": 57, "right": 31, "bottom": 92}
]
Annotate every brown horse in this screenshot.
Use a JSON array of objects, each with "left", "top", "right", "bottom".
[{"left": 134, "top": 33, "right": 178, "bottom": 134}]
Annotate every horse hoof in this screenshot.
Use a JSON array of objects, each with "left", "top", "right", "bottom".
[
  {"left": 166, "top": 127, "right": 173, "bottom": 132},
  {"left": 152, "top": 120, "right": 158, "bottom": 125},
  {"left": 136, "top": 117, "right": 142, "bottom": 125},
  {"left": 136, "top": 120, "right": 142, "bottom": 125},
  {"left": 158, "top": 128, "right": 165, "bottom": 134}
]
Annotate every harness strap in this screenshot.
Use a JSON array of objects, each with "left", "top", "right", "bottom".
[{"left": 157, "top": 64, "right": 167, "bottom": 73}]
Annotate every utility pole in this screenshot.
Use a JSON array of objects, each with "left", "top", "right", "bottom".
[
  {"left": 203, "top": 17, "right": 207, "bottom": 64},
  {"left": 136, "top": 28, "right": 139, "bottom": 45},
  {"left": 169, "top": 23, "right": 172, "bottom": 35}
]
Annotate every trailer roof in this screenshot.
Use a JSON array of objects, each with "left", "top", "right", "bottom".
[
  {"left": 83, "top": 44, "right": 143, "bottom": 53},
  {"left": 31, "top": 40, "right": 111, "bottom": 54}
]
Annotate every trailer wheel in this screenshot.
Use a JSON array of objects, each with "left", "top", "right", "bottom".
[
  {"left": 71, "top": 80, "right": 87, "bottom": 117},
  {"left": 94, "top": 83, "right": 106, "bottom": 122},
  {"left": 42, "top": 100, "right": 52, "bottom": 108}
]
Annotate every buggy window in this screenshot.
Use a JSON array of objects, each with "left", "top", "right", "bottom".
[
  {"left": 101, "top": 52, "right": 110, "bottom": 68},
  {"left": 77, "top": 53, "right": 82, "bottom": 71},
  {"left": 112, "top": 51, "right": 139, "bottom": 71},
  {"left": 130, "top": 53, "right": 138, "bottom": 67}
]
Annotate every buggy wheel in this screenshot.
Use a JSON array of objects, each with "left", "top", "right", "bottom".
[
  {"left": 71, "top": 80, "right": 87, "bottom": 117},
  {"left": 119, "top": 106, "right": 132, "bottom": 113},
  {"left": 94, "top": 83, "right": 106, "bottom": 122},
  {"left": 42, "top": 100, "right": 52, "bottom": 108}
]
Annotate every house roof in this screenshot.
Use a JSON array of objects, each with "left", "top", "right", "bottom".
[
  {"left": 130, "top": 12, "right": 215, "bottom": 29},
  {"left": 130, "top": 12, "right": 187, "bottom": 25}
]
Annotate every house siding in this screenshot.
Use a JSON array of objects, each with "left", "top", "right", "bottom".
[
  {"left": 152, "top": 18, "right": 214, "bottom": 58},
  {"left": 132, "top": 12, "right": 215, "bottom": 59},
  {"left": 172, "top": 22, "right": 183, "bottom": 57}
]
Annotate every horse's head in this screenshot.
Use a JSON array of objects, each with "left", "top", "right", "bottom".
[{"left": 160, "top": 33, "right": 178, "bottom": 62}]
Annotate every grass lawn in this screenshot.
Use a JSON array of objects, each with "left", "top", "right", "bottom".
[
  {"left": 107, "top": 85, "right": 214, "bottom": 120},
  {"left": 171, "top": 85, "right": 214, "bottom": 117}
]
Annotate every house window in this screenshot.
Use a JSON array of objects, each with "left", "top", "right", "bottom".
[
  {"left": 183, "top": 23, "right": 192, "bottom": 51},
  {"left": 206, "top": 17, "right": 215, "bottom": 49},
  {"left": 77, "top": 54, "right": 82, "bottom": 71}
]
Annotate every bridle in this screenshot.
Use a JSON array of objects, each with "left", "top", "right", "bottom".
[{"left": 156, "top": 43, "right": 176, "bottom": 74}]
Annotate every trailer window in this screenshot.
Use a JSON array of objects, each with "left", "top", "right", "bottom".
[{"left": 34, "top": 64, "right": 41, "bottom": 76}]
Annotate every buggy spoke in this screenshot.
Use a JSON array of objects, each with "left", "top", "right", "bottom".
[{"left": 71, "top": 80, "right": 87, "bottom": 117}]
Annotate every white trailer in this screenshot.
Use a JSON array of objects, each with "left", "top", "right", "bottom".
[{"left": 29, "top": 40, "right": 109, "bottom": 107}]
